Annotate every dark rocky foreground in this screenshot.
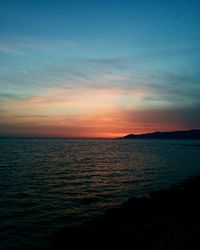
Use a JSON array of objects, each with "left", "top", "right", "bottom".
[{"left": 44, "top": 176, "right": 200, "bottom": 250}]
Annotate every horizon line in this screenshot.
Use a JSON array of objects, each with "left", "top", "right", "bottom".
[{"left": 0, "top": 128, "right": 200, "bottom": 139}]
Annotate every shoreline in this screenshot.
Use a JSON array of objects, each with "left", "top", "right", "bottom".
[{"left": 43, "top": 175, "right": 200, "bottom": 250}]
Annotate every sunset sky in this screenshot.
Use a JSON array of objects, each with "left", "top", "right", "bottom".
[{"left": 0, "top": 0, "right": 200, "bottom": 137}]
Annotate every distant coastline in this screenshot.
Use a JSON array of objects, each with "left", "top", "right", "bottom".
[{"left": 122, "top": 129, "right": 200, "bottom": 140}]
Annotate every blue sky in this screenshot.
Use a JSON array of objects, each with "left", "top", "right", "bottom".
[{"left": 0, "top": 0, "right": 200, "bottom": 137}]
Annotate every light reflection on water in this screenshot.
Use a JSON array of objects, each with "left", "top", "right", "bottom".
[{"left": 0, "top": 138, "right": 200, "bottom": 249}]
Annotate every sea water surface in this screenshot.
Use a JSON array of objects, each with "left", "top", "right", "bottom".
[{"left": 0, "top": 138, "right": 200, "bottom": 249}]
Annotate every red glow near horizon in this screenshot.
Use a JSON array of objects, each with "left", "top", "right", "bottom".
[{"left": 0, "top": 86, "right": 198, "bottom": 138}]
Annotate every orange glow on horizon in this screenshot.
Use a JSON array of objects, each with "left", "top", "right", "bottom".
[{"left": 0, "top": 86, "right": 195, "bottom": 138}]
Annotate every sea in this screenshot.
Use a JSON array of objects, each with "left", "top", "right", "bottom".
[{"left": 0, "top": 138, "right": 200, "bottom": 250}]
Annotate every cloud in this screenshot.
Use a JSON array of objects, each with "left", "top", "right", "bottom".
[
  {"left": 1, "top": 105, "right": 199, "bottom": 138},
  {"left": 121, "top": 106, "right": 200, "bottom": 130},
  {"left": 0, "top": 37, "right": 79, "bottom": 55},
  {"left": 1, "top": 36, "right": 200, "bottom": 137},
  {"left": 0, "top": 79, "right": 199, "bottom": 137},
  {"left": 1, "top": 36, "right": 199, "bottom": 107},
  {"left": 0, "top": 42, "right": 25, "bottom": 55}
]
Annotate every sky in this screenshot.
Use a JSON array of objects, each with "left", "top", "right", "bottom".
[{"left": 0, "top": 0, "right": 200, "bottom": 137}]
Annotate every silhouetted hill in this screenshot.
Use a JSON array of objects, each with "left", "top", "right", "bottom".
[{"left": 123, "top": 129, "right": 200, "bottom": 139}]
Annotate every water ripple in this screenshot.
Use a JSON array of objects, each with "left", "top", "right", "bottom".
[{"left": 0, "top": 138, "right": 200, "bottom": 249}]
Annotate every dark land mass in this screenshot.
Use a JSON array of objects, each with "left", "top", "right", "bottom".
[
  {"left": 44, "top": 175, "right": 200, "bottom": 250},
  {"left": 123, "top": 129, "right": 200, "bottom": 139}
]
